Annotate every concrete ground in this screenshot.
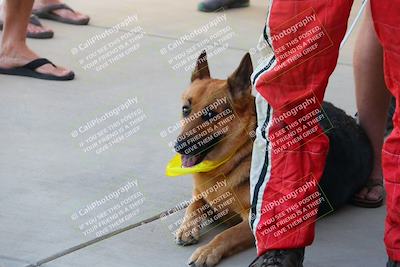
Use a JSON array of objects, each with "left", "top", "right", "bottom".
[{"left": 0, "top": 1, "right": 387, "bottom": 267}]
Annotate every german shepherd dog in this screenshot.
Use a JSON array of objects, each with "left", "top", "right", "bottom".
[{"left": 173, "top": 51, "right": 372, "bottom": 267}]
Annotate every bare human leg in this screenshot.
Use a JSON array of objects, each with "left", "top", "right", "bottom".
[
  {"left": 0, "top": 0, "right": 72, "bottom": 77},
  {"left": 353, "top": 2, "right": 390, "bottom": 204},
  {"left": 0, "top": 5, "right": 53, "bottom": 37}
]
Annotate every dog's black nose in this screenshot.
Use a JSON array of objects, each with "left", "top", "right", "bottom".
[
  {"left": 174, "top": 139, "right": 186, "bottom": 155},
  {"left": 174, "top": 136, "right": 200, "bottom": 156}
]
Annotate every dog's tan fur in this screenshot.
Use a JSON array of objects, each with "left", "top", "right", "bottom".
[{"left": 175, "top": 52, "right": 256, "bottom": 266}]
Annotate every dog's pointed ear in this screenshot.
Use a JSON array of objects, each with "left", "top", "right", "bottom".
[
  {"left": 191, "top": 50, "right": 210, "bottom": 82},
  {"left": 227, "top": 53, "right": 253, "bottom": 99}
]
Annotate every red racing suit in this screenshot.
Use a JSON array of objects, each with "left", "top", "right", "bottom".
[{"left": 249, "top": 0, "right": 400, "bottom": 261}]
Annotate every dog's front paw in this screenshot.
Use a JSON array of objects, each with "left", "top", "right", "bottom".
[
  {"left": 188, "top": 244, "right": 222, "bottom": 267},
  {"left": 175, "top": 222, "right": 200, "bottom": 246}
]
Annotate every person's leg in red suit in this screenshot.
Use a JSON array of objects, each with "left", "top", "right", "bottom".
[
  {"left": 370, "top": 1, "right": 400, "bottom": 265},
  {"left": 249, "top": 1, "right": 353, "bottom": 266}
]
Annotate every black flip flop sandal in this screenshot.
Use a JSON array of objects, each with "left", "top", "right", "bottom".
[
  {"left": 33, "top": 3, "right": 90, "bottom": 25},
  {"left": 352, "top": 179, "right": 384, "bottom": 208},
  {"left": 0, "top": 15, "right": 53, "bottom": 39},
  {"left": 0, "top": 58, "right": 75, "bottom": 81}
]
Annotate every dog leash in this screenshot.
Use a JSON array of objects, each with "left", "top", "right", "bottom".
[{"left": 25, "top": 203, "right": 190, "bottom": 267}]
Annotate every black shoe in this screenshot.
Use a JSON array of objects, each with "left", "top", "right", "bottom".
[
  {"left": 387, "top": 258, "right": 400, "bottom": 267},
  {"left": 249, "top": 248, "right": 305, "bottom": 267},
  {"left": 198, "top": 0, "right": 250, "bottom": 12}
]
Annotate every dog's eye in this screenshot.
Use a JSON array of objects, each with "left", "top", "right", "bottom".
[
  {"left": 202, "top": 110, "right": 217, "bottom": 121},
  {"left": 182, "top": 105, "right": 191, "bottom": 117}
]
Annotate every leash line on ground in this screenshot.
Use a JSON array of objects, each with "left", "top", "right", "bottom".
[{"left": 25, "top": 201, "right": 190, "bottom": 267}]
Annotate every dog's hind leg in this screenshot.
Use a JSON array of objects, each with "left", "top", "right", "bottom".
[{"left": 188, "top": 219, "right": 254, "bottom": 267}]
